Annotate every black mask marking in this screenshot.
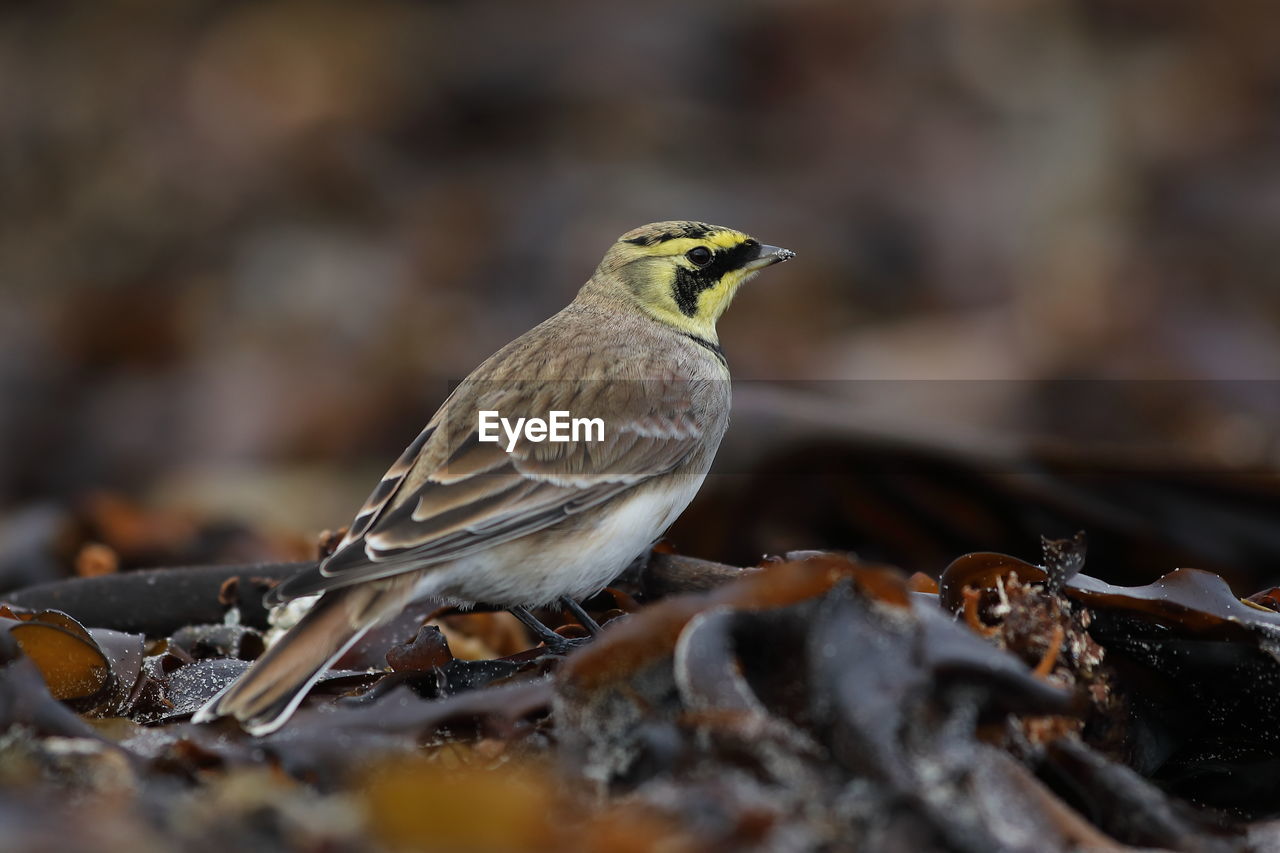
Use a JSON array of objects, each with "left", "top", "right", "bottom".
[{"left": 671, "top": 240, "right": 763, "bottom": 316}]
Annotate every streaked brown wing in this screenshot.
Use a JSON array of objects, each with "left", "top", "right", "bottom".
[
  {"left": 269, "top": 376, "right": 716, "bottom": 602},
  {"left": 342, "top": 423, "right": 436, "bottom": 544}
]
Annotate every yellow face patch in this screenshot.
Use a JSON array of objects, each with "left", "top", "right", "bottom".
[{"left": 612, "top": 223, "right": 762, "bottom": 341}]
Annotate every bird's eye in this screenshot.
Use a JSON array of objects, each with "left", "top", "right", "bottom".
[{"left": 686, "top": 246, "right": 713, "bottom": 267}]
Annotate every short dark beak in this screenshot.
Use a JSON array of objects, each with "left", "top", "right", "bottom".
[{"left": 743, "top": 244, "right": 796, "bottom": 272}]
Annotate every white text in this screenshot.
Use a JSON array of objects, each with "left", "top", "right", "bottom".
[{"left": 477, "top": 410, "right": 605, "bottom": 452}]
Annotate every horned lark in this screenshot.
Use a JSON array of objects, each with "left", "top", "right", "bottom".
[{"left": 195, "top": 221, "right": 794, "bottom": 735}]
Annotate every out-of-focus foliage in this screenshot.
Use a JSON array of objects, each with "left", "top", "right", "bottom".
[
  {"left": 1, "top": 0, "right": 1278, "bottom": 532},
  {"left": 7, "top": 549, "right": 1280, "bottom": 850}
]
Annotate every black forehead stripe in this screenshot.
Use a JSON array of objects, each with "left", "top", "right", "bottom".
[
  {"left": 623, "top": 222, "right": 715, "bottom": 246},
  {"left": 671, "top": 239, "right": 763, "bottom": 316}
]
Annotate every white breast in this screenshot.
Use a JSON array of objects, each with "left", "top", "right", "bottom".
[{"left": 411, "top": 473, "right": 707, "bottom": 607}]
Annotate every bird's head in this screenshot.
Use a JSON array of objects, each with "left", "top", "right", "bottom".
[{"left": 591, "top": 220, "right": 794, "bottom": 341}]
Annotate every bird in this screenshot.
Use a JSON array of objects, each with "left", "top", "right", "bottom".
[{"left": 194, "top": 220, "right": 795, "bottom": 735}]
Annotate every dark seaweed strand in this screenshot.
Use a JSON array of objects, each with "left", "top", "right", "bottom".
[
  {"left": 672, "top": 239, "right": 762, "bottom": 317},
  {"left": 681, "top": 331, "right": 728, "bottom": 366},
  {"left": 622, "top": 222, "right": 715, "bottom": 247}
]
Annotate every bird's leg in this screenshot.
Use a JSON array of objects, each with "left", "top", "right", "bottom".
[
  {"left": 508, "top": 606, "right": 567, "bottom": 646},
  {"left": 560, "top": 596, "right": 602, "bottom": 636}
]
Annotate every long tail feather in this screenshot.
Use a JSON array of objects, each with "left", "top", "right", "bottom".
[{"left": 193, "top": 579, "right": 412, "bottom": 735}]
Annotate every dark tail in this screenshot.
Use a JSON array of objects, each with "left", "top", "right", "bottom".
[{"left": 193, "top": 579, "right": 412, "bottom": 735}]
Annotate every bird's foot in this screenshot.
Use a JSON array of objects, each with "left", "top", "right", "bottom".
[
  {"left": 508, "top": 605, "right": 561, "bottom": 644},
  {"left": 559, "top": 596, "right": 603, "bottom": 635},
  {"left": 508, "top": 605, "right": 593, "bottom": 656}
]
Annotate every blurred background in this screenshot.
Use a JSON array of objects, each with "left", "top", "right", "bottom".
[{"left": 1, "top": 0, "right": 1279, "bottom": 590}]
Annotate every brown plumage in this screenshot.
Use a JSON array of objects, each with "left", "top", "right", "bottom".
[{"left": 195, "top": 221, "right": 794, "bottom": 734}]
